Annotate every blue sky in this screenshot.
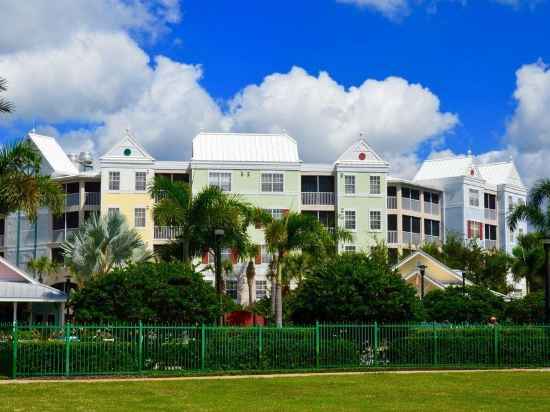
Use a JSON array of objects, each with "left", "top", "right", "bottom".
[{"left": 1, "top": 0, "right": 549, "bottom": 184}]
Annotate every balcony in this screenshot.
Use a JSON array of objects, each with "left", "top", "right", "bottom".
[
  {"left": 387, "top": 196, "right": 397, "bottom": 209},
  {"left": 301, "top": 192, "right": 335, "bottom": 206},
  {"left": 424, "top": 235, "right": 441, "bottom": 245},
  {"left": 484, "top": 239, "right": 497, "bottom": 250},
  {"left": 64, "top": 193, "right": 80, "bottom": 208},
  {"left": 387, "top": 230, "right": 398, "bottom": 244},
  {"left": 52, "top": 228, "right": 78, "bottom": 243},
  {"left": 423, "top": 202, "right": 440, "bottom": 215},
  {"left": 84, "top": 192, "right": 100, "bottom": 206},
  {"left": 484, "top": 208, "right": 497, "bottom": 221},
  {"left": 402, "top": 198, "right": 421, "bottom": 212},
  {"left": 154, "top": 226, "right": 184, "bottom": 240},
  {"left": 402, "top": 231, "right": 421, "bottom": 246}
]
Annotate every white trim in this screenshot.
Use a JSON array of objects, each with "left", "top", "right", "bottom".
[
  {"left": 343, "top": 208, "right": 357, "bottom": 232},
  {"left": 260, "top": 171, "right": 285, "bottom": 193},
  {"left": 343, "top": 174, "right": 356, "bottom": 195},
  {"left": 368, "top": 209, "right": 383, "bottom": 232},
  {"left": 208, "top": 170, "right": 233, "bottom": 192}
]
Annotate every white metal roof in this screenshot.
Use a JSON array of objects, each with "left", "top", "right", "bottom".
[
  {"left": 301, "top": 163, "right": 335, "bottom": 173},
  {"left": 192, "top": 132, "right": 301, "bottom": 163},
  {"left": 414, "top": 156, "right": 475, "bottom": 181},
  {"left": 155, "top": 161, "right": 191, "bottom": 171},
  {"left": 387, "top": 176, "right": 441, "bottom": 192},
  {"left": 0, "top": 257, "right": 67, "bottom": 302},
  {"left": 477, "top": 162, "right": 525, "bottom": 188},
  {"left": 28, "top": 133, "right": 79, "bottom": 176}
]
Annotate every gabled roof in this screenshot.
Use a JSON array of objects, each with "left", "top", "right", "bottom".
[
  {"left": 0, "top": 257, "right": 67, "bottom": 302},
  {"left": 100, "top": 130, "right": 154, "bottom": 163},
  {"left": 393, "top": 250, "right": 470, "bottom": 285},
  {"left": 28, "top": 133, "right": 79, "bottom": 177},
  {"left": 477, "top": 161, "right": 525, "bottom": 188},
  {"left": 414, "top": 155, "right": 480, "bottom": 181},
  {"left": 336, "top": 139, "right": 388, "bottom": 166},
  {"left": 192, "top": 132, "right": 300, "bottom": 163}
]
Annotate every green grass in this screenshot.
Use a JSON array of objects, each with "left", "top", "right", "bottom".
[{"left": 2, "top": 371, "right": 550, "bottom": 411}]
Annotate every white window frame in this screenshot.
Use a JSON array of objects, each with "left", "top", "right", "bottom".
[
  {"left": 343, "top": 245, "right": 356, "bottom": 253},
  {"left": 209, "top": 171, "right": 232, "bottom": 192},
  {"left": 470, "top": 221, "right": 481, "bottom": 239},
  {"left": 266, "top": 209, "right": 284, "bottom": 220},
  {"left": 369, "top": 210, "right": 382, "bottom": 231},
  {"left": 255, "top": 280, "right": 267, "bottom": 300},
  {"left": 261, "top": 172, "right": 284, "bottom": 193},
  {"left": 226, "top": 279, "right": 238, "bottom": 300},
  {"left": 107, "top": 207, "right": 120, "bottom": 217},
  {"left": 344, "top": 209, "right": 357, "bottom": 231},
  {"left": 261, "top": 245, "right": 273, "bottom": 264},
  {"left": 344, "top": 175, "right": 356, "bottom": 194},
  {"left": 469, "top": 188, "right": 480, "bottom": 208},
  {"left": 134, "top": 208, "right": 146, "bottom": 228},
  {"left": 135, "top": 171, "right": 147, "bottom": 191},
  {"left": 369, "top": 175, "right": 381, "bottom": 195},
  {"left": 109, "top": 171, "right": 120, "bottom": 191}
]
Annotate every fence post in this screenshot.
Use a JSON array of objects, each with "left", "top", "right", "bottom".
[
  {"left": 373, "top": 322, "right": 379, "bottom": 367},
  {"left": 64, "top": 322, "right": 71, "bottom": 378},
  {"left": 258, "top": 326, "right": 263, "bottom": 368},
  {"left": 138, "top": 321, "right": 143, "bottom": 374},
  {"left": 315, "top": 321, "right": 320, "bottom": 369},
  {"left": 201, "top": 324, "right": 206, "bottom": 371},
  {"left": 433, "top": 323, "right": 438, "bottom": 366},
  {"left": 11, "top": 321, "right": 17, "bottom": 379},
  {"left": 494, "top": 325, "right": 499, "bottom": 367}
]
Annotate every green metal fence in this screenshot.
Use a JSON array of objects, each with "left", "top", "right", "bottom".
[{"left": 1, "top": 322, "right": 550, "bottom": 378}]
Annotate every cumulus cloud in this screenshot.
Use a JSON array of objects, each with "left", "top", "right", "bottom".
[{"left": 0, "top": 0, "right": 182, "bottom": 53}]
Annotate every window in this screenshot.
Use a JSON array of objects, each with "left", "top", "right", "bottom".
[
  {"left": 261, "top": 173, "right": 284, "bottom": 192},
  {"left": 424, "top": 192, "right": 440, "bottom": 204},
  {"left": 344, "top": 245, "right": 356, "bottom": 253},
  {"left": 226, "top": 279, "right": 238, "bottom": 300},
  {"left": 484, "top": 193, "right": 496, "bottom": 210},
  {"left": 261, "top": 245, "right": 273, "bottom": 264},
  {"left": 135, "top": 172, "right": 146, "bottom": 191},
  {"left": 208, "top": 248, "right": 232, "bottom": 264},
  {"left": 402, "top": 215, "right": 421, "bottom": 233},
  {"left": 369, "top": 210, "right": 381, "bottom": 231},
  {"left": 256, "top": 280, "right": 267, "bottom": 300},
  {"left": 468, "top": 221, "right": 482, "bottom": 239},
  {"left": 134, "top": 208, "right": 146, "bottom": 227},
  {"left": 109, "top": 171, "right": 120, "bottom": 191},
  {"left": 485, "top": 224, "right": 497, "bottom": 241},
  {"left": 266, "top": 209, "right": 284, "bottom": 220},
  {"left": 344, "top": 175, "right": 355, "bottom": 194},
  {"left": 508, "top": 196, "right": 514, "bottom": 212},
  {"left": 108, "top": 208, "right": 120, "bottom": 217},
  {"left": 209, "top": 172, "right": 231, "bottom": 192},
  {"left": 370, "top": 176, "right": 381, "bottom": 194},
  {"left": 469, "top": 188, "right": 480, "bottom": 207},
  {"left": 424, "top": 219, "right": 440, "bottom": 237},
  {"left": 344, "top": 210, "right": 356, "bottom": 230}
]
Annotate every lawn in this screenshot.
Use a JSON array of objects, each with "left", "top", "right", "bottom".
[{"left": 1, "top": 371, "right": 550, "bottom": 411}]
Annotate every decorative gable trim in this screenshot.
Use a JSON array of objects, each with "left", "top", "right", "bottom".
[
  {"left": 100, "top": 130, "right": 155, "bottom": 163},
  {"left": 336, "top": 139, "right": 389, "bottom": 166}
]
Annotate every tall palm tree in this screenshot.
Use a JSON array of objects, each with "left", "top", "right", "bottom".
[
  {"left": 0, "top": 77, "right": 13, "bottom": 114},
  {"left": 264, "top": 212, "right": 328, "bottom": 327},
  {"left": 509, "top": 178, "right": 550, "bottom": 321},
  {"left": 27, "top": 256, "right": 59, "bottom": 283},
  {"left": 61, "top": 213, "right": 152, "bottom": 285},
  {"left": 511, "top": 233, "right": 545, "bottom": 293}
]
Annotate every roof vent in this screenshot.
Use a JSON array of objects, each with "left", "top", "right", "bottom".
[{"left": 78, "top": 152, "right": 93, "bottom": 171}]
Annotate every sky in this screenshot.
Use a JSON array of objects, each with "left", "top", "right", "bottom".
[{"left": 0, "top": 0, "right": 549, "bottom": 185}]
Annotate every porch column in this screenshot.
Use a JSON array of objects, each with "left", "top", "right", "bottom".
[
  {"left": 12, "top": 302, "right": 17, "bottom": 323},
  {"left": 59, "top": 302, "right": 66, "bottom": 326}
]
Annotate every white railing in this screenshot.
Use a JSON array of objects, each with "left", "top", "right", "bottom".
[
  {"left": 484, "top": 239, "right": 497, "bottom": 250},
  {"left": 52, "top": 228, "right": 78, "bottom": 243},
  {"left": 423, "top": 202, "right": 440, "bottom": 215},
  {"left": 402, "top": 198, "right": 421, "bottom": 212},
  {"left": 65, "top": 193, "right": 80, "bottom": 208},
  {"left": 484, "top": 208, "right": 497, "bottom": 221},
  {"left": 301, "top": 192, "right": 335, "bottom": 206},
  {"left": 85, "top": 192, "right": 100, "bottom": 206},
  {"left": 387, "top": 230, "right": 398, "bottom": 244},
  {"left": 154, "top": 226, "right": 184, "bottom": 240},
  {"left": 387, "top": 196, "right": 397, "bottom": 209},
  {"left": 402, "top": 231, "right": 422, "bottom": 245},
  {"left": 424, "top": 235, "right": 441, "bottom": 245}
]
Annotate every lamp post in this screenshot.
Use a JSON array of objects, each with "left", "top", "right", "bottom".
[
  {"left": 543, "top": 239, "right": 550, "bottom": 324},
  {"left": 417, "top": 264, "right": 427, "bottom": 299},
  {"left": 214, "top": 229, "right": 224, "bottom": 325}
]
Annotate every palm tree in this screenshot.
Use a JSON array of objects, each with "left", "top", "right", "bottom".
[
  {"left": 511, "top": 233, "right": 545, "bottom": 293},
  {"left": 509, "top": 178, "right": 550, "bottom": 321},
  {"left": 243, "top": 244, "right": 259, "bottom": 306},
  {"left": 264, "top": 212, "right": 328, "bottom": 327},
  {"left": 0, "top": 77, "right": 13, "bottom": 114},
  {"left": 27, "top": 256, "right": 59, "bottom": 283},
  {"left": 61, "top": 213, "right": 152, "bottom": 285}
]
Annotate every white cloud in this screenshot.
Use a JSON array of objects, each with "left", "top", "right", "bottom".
[
  {"left": 336, "top": 0, "right": 410, "bottom": 19},
  {"left": 0, "top": 31, "right": 152, "bottom": 122},
  {"left": 227, "top": 67, "right": 458, "bottom": 163},
  {"left": 0, "top": 0, "right": 182, "bottom": 53}
]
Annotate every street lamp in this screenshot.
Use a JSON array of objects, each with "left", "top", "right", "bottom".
[
  {"left": 417, "top": 263, "right": 427, "bottom": 299},
  {"left": 543, "top": 238, "right": 550, "bottom": 323}
]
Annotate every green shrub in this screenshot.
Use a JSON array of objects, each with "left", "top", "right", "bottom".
[{"left": 505, "top": 292, "right": 545, "bottom": 324}]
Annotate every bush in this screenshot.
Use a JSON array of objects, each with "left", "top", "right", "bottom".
[
  {"left": 504, "top": 292, "right": 545, "bottom": 324},
  {"left": 422, "top": 286, "right": 505, "bottom": 323},
  {"left": 70, "top": 261, "right": 222, "bottom": 324},
  {"left": 288, "top": 253, "right": 422, "bottom": 324}
]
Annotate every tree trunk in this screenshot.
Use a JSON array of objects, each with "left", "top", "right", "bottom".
[
  {"left": 214, "top": 246, "right": 224, "bottom": 325},
  {"left": 275, "top": 251, "right": 283, "bottom": 328},
  {"left": 182, "top": 237, "right": 190, "bottom": 263},
  {"left": 271, "top": 276, "right": 277, "bottom": 319}
]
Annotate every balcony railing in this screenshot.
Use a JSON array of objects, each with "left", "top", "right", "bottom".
[
  {"left": 52, "top": 228, "right": 78, "bottom": 243},
  {"left": 484, "top": 239, "right": 497, "bottom": 250},
  {"left": 154, "top": 226, "right": 184, "bottom": 240},
  {"left": 65, "top": 193, "right": 80, "bottom": 208},
  {"left": 423, "top": 202, "right": 440, "bottom": 215},
  {"left": 301, "top": 192, "right": 335, "bottom": 206},
  {"left": 402, "top": 198, "right": 421, "bottom": 212},
  {"left": 484, "top": 208, "right": 497, "bottom": 221},
  {"left": 387, "top": 196, "right": 397, "bottom": 209},
  {"left": 387, "top": 230, "right": 398, "bottom": 244},
  {"left": 84, "top": 192, "right": 101, "bottom": 206},
  {"left": 402, "top": 231, "right": 422, "bottom": 246},
  {"left": 424, "top": 235, "right": 441, "bottom": 245}
]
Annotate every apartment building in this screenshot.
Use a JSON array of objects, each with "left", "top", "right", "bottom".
[{"left": 386, "top": 177, "right": 444, "bottom": 262}]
